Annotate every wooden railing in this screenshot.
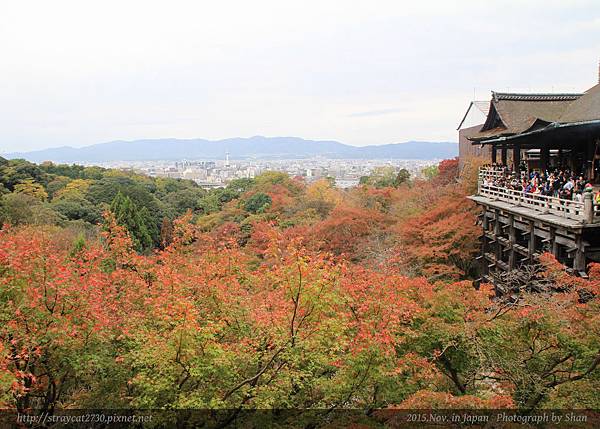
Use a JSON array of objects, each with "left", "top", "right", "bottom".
[
  {"left": 478, "top": 166, "right": 506, "bottom": 180},
  {"left": 477, "top": 168, "right": 598, "bottom": 223}
]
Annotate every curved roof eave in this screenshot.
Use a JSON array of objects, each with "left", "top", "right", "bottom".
[{"left": 473, "top": 119, "right": 600, "bottom": 145}]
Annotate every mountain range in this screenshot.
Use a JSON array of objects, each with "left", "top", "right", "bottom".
[{"left": 3, "top": 136, "right": 457, "bottom": 163}]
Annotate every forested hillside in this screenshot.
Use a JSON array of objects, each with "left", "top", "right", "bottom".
[{"left": 0, "top": 156, "right": 599, "bottom": 424}]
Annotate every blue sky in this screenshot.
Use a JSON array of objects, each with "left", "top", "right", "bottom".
[{"left": 1, "top": 0, "right": 600, "bottom": 151}]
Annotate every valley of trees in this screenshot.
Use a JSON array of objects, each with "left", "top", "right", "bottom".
[{"left": 0, "top": 156, "right": 599, "bottom": 425}]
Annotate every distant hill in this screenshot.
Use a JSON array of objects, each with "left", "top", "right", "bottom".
[{"left": 3, "top": 136, "right": 457, "bottom": 163}]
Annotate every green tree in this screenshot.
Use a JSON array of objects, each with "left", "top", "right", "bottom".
[
  {"left": 394, "top": 168, "right": 411, "bottom": 186},
  {"left": 0, "top": 159, "right": 48, "bottom": 191},
  {"left": 227, "top": 177, "right": 255, "bottom": 194},
  {"left": 14, "top": 178, "right": 48, "bottom": 201},
  {"left": 51, "top": 196, "right": 103, "bottom": 224},
  {"left": 244, "top": 193, "right": 272, "bottom": 214},
  {"left": 87, "top": 177, "right": 163, "bottom": 245},
  {"left": 46, "top": 176, "right": 71, "bottom": 199},
  {"left": 70, "top": 233, "right": 87, "bottom": 257},
  {"left": 0, "top": 193, "right": 62, "bottom": 225},
  {"left": 198, "top": 188, "right": 241, "bottom": 214},
  {"left": 162, "top": 188, "right": 206, "bottom": 217},
  {"left": 421, "top": 165, "right": 439, "bottom": 180},
  {"left": 109, "top": 192, "right": 153, "bottom": 252},
  {"left": 359, "top": 167, "right": 411, "bottom": 188}
]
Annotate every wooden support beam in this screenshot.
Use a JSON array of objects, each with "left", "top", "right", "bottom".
[
  {"left": 574, "top": 234, "right": 586, "bottom": 273},
  {"left": 484, "top": 210, "right": 579, "bottom": 247},
  {"left": 513, "top": 244, "right": 529, "bottom": 256},
  {"left": 508, "top": 214, "right": 516, "bottom": 269},
  {"left": 501, "top": 145, "right": 507, "bottom": 166},
  {"left": 550, "top": 227, "right": 559, "bottom": 257},
  {"left": 528, "top": 220, "right": 536, "bottom": 263},
  {"left": 481, "top": 213, "right": 489, "bottom": 275},
  {"left": 494, "top": 209, "right": 502, "bottom": 268}
]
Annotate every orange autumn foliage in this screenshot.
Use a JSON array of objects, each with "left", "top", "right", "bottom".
[
  {"left": 394, "top": 190, "right": 480, "bottom": 280},
  {"left": 394, "top": 390, "right": 515, "bottom": 409},
  {"left": 310, "top": 204, "right": 387, "bottom": 258}
]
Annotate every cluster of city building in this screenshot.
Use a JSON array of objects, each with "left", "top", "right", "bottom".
[{"left": 94, "top": 157, "right": 439, "bottom": 189}]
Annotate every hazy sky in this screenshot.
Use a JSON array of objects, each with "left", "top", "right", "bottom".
[{"left": 2, "top": 0, "right": 600, "bottom": 152}]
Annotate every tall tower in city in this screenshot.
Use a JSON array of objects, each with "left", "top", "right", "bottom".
[{"left": 225, "top": 152, "right": 230, "bottom": 167}]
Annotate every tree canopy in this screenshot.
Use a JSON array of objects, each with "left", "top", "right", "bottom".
[{"left": 0, "top": 157, "right": 598, "bottom": 424}]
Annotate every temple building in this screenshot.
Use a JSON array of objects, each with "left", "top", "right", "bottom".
[{"left": 464, "top": 71, "right": 600, "bottom": 289}]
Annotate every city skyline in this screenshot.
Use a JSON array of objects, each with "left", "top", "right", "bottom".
[{"left": 95, "top": 157, "right": 438, "bottom": 190}]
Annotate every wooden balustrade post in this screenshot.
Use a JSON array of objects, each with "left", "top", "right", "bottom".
[
  {"left": 543, "top": 198, "right": 550, "bottom": 214},
  {"left": 584, "top": 192, "right": 594, "bottom": 224}
]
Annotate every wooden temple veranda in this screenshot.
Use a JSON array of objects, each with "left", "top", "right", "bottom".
[{"left": 464, "top": 80, "right": 600, "bottom": 288}]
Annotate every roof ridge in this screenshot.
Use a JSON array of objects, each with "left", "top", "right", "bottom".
[
  {"left": 493, "top": 91, "right": 583, "bottom": 95},
  {"left": 492, "top": 92, "right": 582, "bottom": 102}
]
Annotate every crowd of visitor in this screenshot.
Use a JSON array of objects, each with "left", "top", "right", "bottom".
[{"left": 481, "top": 164, "right": 598, "bottom": 203}]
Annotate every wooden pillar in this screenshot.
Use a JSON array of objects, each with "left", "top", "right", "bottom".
[
  {"left": 494, "top": 209, "right": 502, "bottom": 269},
  {"left": 541, "top": 145, "right": 549, "bottom": 173},
  {"left": 528, "top": 220, "right": 536, "bottom": 262},
  {"left": 586, "top": 140, "right": 594, "bottom": 180},
  {"left": 491, "top": 144, "right": 497, "bottom": 164},
  {"left": 574, "top": 234, "right": 586, "bottom": 274},
  {"left": 508, "top": 214, "right": 516, "bottom": 269},
  {"left": 513, "top": 143, "right": 521, "bottom": 173},
  {"left": 558, "top": 148, "right": 563, "bottom": 170},
  {"left": 550, "top": 227, "right": 559, "bottom": 258},
  {"left": 501, "top": 145, "right": 507, "bottom": 166},
  {"left": 482, "top": 214, "right": 489, "bottom": 276}
]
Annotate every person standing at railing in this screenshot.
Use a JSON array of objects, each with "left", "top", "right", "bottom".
[
  {"left": 479, "top": 166, "right": 595, "bottom": 210},
  {"left": 563, "top": 178, "right": 575, "bottom": 192},
  {"left": 595, "top": 190, "right": 600, "bottom": 206},
  {"left": 552, "top": 174, "right": 562, "bottom": 198}
]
